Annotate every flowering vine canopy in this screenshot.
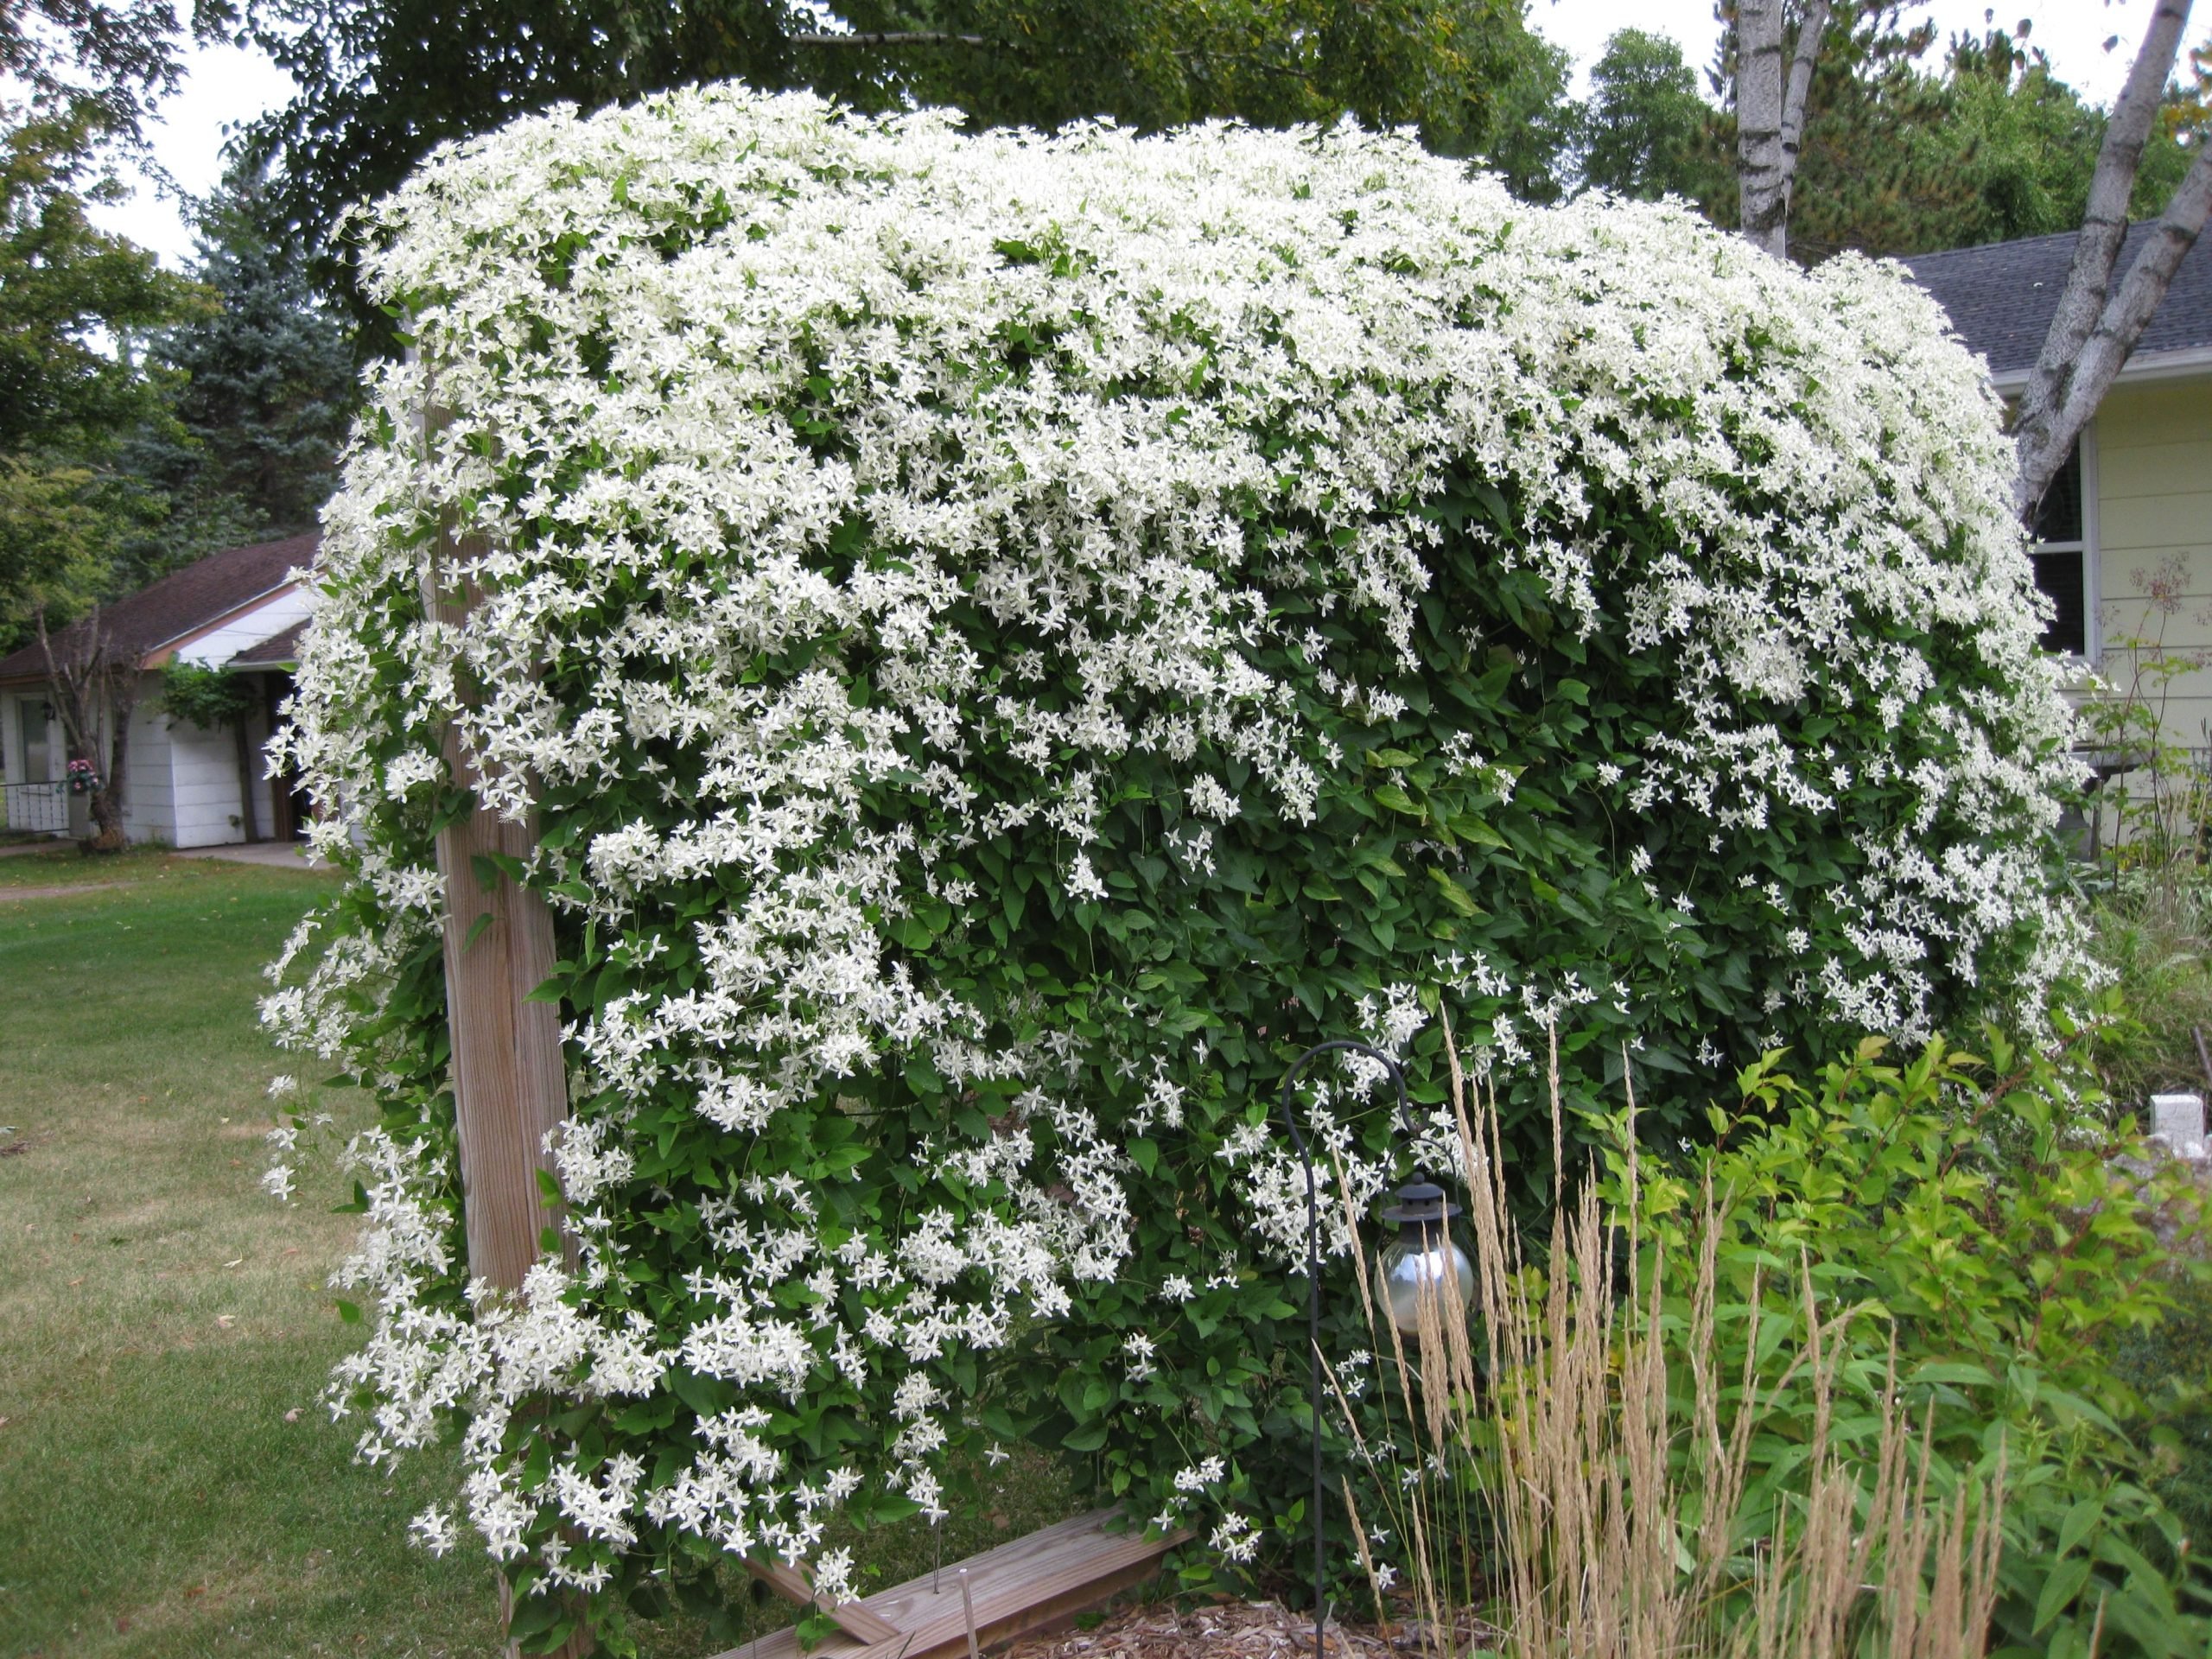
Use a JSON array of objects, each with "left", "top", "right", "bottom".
[{"left": 265, "top": 85, "right": 2085, "bottom": 1642}]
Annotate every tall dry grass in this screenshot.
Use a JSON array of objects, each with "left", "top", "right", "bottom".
[{"left": 1326, "top": 1032, "right": 2009, "bottom": 1659}]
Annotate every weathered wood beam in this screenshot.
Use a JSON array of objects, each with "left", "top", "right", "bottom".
[
  {"left": 744, "top": 1558, "right": 908, "bottom": 1646},
  {"left": 712, "top": 1510, "right": 1190, "bottom": 1659}
]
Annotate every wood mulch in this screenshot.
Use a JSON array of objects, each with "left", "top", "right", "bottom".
[{"left": 1003, "top": 1599, "right": 1484, "bottom": 1659}]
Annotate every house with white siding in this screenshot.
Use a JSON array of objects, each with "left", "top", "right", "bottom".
[
  {"left": 1906, "top": 226, "right": 2212, "bottom": 745},
  {"left": 0, "top": 532, "right": 318, "bottom": 847}
]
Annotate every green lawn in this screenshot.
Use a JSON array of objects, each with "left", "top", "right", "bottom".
[
  {"left": 0, "top": 861, "right": 1074, "bottom": 1659},
  {"left": 0, "top": 842, "right": 298, "bottom": 891},
  {"left": 0, "top": 860, "right": 509, "bottom": 1658}
]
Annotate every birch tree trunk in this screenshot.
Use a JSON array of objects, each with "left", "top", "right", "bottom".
[
  {"left": 1737, "top": 0, "right": 1832, "bottom": 260},
  {"left": 2014, "top": 0, "right": 2209, "bottom": 518}
]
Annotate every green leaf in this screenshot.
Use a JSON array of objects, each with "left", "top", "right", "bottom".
[
  {"left": 1427, "top": 866, "right": 1478, "bottom": 916},
  {"left": 1907, "top": 1360, "right": 1996, "bottom": 1389},
  {"left": 2032, "top": 1555, "right": 2092, "bottom": 1633},
  {"left": 2056, "top": 1494, "right": 2103, "bottom": 1560},
  {"left": 334, "top": 1299, "right": 362, "bottom": 1324},
  {"left": 1372, "top": 785, "right": 1421, "bottom": 817}
]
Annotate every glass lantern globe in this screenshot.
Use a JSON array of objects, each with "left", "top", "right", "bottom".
[{"left": 1375, "top": 1179, "right": 1474, "bottom": 1334}]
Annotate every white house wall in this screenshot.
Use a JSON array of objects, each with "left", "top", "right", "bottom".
[
  {"left": 0, "top": 690, "right": 67, "bottom": 838},
  {"left": 120, "top": 679, "right": 176, "bottom": 845},
  {"left": 2091, "top": 376, "right": 2212, "bottom": 748}
]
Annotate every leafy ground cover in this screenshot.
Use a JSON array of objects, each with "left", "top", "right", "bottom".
[{"left": 0, "top": 862, "right": 1073, "bottom": 1659}]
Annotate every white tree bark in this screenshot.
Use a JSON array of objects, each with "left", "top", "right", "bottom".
[
  {"left": 1737, "top": 0, "right": 1831, "bottom": 260},
  {"left": 2015, "top": 0, "right": 2203, "bottom": 517}
]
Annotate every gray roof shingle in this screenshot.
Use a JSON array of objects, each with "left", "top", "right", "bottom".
[
  {"left": 1903, "top": 222, "right": 2212, "bottom": 379},
  {"left": 0, "top": 531, "right": 318, "bottom": 684}
]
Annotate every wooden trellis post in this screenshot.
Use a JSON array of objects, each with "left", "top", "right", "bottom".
[
  {"left": 423, "top": 385, "right": 582, "bottom": 1658},
  {"left": 426, "top": 556, "right": 572, "bottom": 1291}
]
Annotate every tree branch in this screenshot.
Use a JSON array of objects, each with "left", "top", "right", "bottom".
[
  {"left": 787, "top": 32, "right": 990, "bottom": 49},
  {"left": 1777, "top": 0, "right": 1831, "bottom": 200},
  {"left": 2014, "top": 0, "right": 2193, "bottom": 511},
  {"left": 2036, "top": 142, "right": 2212, "bottom": 505}
]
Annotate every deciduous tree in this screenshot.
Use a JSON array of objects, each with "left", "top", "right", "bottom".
[
  {"left": 0, "top": 104, "right": 196, "bottom": 639},
  {"left": 229, "top": 0, "right": 1567, "bottom": 334},
  {"left": 35, "top": 600, "right": 141, "bottom": 850},
  {"left": 2, "top": 0, "right": 196, "bottom": 136},
  {"left": 1733, "top": 0, "right": 1831, "bottom": 256},
  {"left": 1575, "top": 29, "right": 1718, "bottom": 201}
]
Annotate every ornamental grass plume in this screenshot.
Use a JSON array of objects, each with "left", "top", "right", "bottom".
[{"left": 1337, "top": 1029, "right": 2005, "bottom": 1659}]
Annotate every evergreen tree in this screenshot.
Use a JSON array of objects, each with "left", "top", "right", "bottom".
[{"left": 123, "top": 171, "right": 356, "bottom": 583}]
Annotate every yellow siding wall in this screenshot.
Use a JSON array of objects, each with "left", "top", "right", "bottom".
[{"left": 2091, "top": 375, "right": 2212, "bottom": 749}]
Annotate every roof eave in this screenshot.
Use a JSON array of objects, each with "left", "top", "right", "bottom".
[{"left": 1988, "top": 342, "right": 2212, "bottom": 397}]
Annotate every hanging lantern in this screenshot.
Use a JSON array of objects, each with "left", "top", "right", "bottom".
[{"left": 1374, "top": 1177, "right": 1473, "bottom": 1334}]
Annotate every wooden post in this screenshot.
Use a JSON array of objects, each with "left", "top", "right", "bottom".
[
  {"left": 425, "top": 537, "right": 572, "bottom": 1290},
  {"left": 421, "top": 384, "right": 582, "bottom": 1656},
  {"left": 434, "top": 742, "right": 571, "bottom": 1283}
]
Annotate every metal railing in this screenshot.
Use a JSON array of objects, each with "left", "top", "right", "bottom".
[{"left": 1, "top": 779, "right": 70, "bottom": 835}]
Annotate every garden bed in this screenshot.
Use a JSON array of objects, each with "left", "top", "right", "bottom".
[{"left": 1003, "top": 1598, "right": 1465, "bottom": 1659}]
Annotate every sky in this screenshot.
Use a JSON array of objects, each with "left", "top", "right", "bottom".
[
  {"left": 1528, "top": 0, "right": 2159, "bottom": 101},
  {"left": 92, "top": 0, "right": 2184, "bottom": 270}
]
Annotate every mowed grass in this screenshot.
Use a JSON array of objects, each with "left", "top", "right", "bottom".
[
  {"left": 0, "top": 861, "right": 507, "bottom": 1657},
  {"left": 0, "top": 861, "right": 1080, "bottom": 1659},
  {"left": 0, "top": 842, "right": 310, "bottom": 892}
]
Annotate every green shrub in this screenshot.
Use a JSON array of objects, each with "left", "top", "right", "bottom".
[
  {"left": 1601, "top": 1036, "right": 2212, "bottom": 1658},
  {"left": 155, "top": 659, "right": 257, "bottom": 730}
]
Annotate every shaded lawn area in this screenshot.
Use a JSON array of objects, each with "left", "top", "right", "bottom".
[
  {"left": 1, "top": 862, "right": 1077, "bottom": 1658},
  {"left": 0, "top": 861, "right": 506, "bottom": 1658}
]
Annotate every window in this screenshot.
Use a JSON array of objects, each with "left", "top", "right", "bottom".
[
  {"left": 2030, "top": 442, "right": 2088, "bottom": 658},
  {"left": 20, "top": 698, "right": 51, "bottom": 783}
]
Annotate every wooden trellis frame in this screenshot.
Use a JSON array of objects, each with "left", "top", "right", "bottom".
[{"left": 424, "top": 398, "right": 1187, "bottom": 1658}]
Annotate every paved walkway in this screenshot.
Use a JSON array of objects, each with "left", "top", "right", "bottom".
[{"left": 176, "top": 841, "right": 324, "bottom": 869}]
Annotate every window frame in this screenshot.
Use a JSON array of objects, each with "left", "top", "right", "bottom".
[{"left": 2029, "top": 425, "right": 2099, "bottom": 666}]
